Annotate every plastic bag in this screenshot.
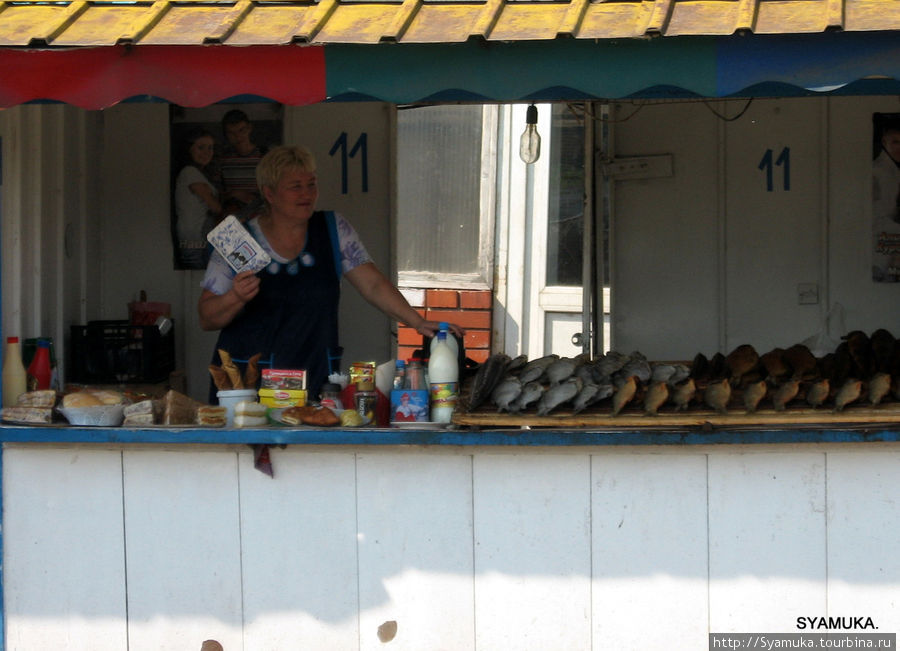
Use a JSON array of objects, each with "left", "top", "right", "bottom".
[{"left": 801, "top": 302, "right": 846, "bottom": 358}]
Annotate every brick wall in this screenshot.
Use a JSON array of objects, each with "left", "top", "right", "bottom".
[{"left": 397, "top": 288, "right": 492, "bottom": 364}]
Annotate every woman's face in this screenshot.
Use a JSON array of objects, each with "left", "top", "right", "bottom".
[
  {"left": 265, "top": 167, "right": 319, "bottom": 222},
  {"left": 189, "top": 135, "right": 216, "bottom": 168}
]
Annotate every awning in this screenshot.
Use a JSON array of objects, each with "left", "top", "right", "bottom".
[{"left": 1, "top": 0, "right": 900, "bottom": 109}]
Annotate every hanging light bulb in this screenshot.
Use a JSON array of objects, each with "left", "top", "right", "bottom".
[{"left": 519, "top": 104, "right": 541, "bottom": 164}]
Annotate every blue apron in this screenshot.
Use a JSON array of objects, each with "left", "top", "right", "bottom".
[{"left": 211, "top": 211, "right": 342, "bottom": 402}]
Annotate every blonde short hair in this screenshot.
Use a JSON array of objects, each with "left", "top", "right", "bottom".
[{"left": 256, "top": 145, "right": 317, "bottom": 197}]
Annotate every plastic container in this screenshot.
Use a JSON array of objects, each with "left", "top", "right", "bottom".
[
  {"left": 392, "top": 359, "right": 407, "bottom": 390},
  {"left": 57, "top": 404, "right": 125, "bottom": 427},
  {"left": 428, "top": 331, "right": 459, "bottom": 423},
  {"left": 407, "top": 358, "right": 427, "bottom": 391},
  {"left": 217, "top": 388, "right": 258, "bottom": 427},
  {"left": 27, "top": 339, "right": 53, "bottom": 391},
  {"left": 354, "top": 380, "right": 377, "bottom": 424},
  {"left": 2, "top": 336, "right": 28, "bottom": 407},
  {"left": 319, "top": 382, "right": 344, "bottom": 411}
]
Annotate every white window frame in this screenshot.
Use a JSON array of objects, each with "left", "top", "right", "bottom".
[{"left": 397, "top": 105, "right": 498, "bottom": 291}]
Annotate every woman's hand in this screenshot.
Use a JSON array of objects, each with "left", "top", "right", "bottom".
[
  {"left": 230, "top": 270, "right": 261, "bottom": 304},
  {"left": 198, "top": 270, "right": 261, "bottom": 331}
]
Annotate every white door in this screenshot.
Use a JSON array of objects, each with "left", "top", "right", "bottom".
[{"left": 495, "top": 103, "right": 602, "bottom": 359}]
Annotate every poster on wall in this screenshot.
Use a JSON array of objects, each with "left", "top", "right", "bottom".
[
  {"left": 872, "top": 112, "right": 900, "bottom": 282},
  {"left": 170, "top": 103, "right": 284, "bottom": 270}
]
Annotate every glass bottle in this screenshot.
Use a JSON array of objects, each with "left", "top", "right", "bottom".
[{"left": 2, "top": 336, "right": 28, "bottom": 406}]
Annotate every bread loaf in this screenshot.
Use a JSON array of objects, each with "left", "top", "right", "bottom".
[
  {"left": 16, "top": 390, "right": 58, "bottom": 407},
  {"left": 62, "top": 391, "right": 104, "bottom": 407},
  {"left": 196, "top": 405, "right": 227, "bottom": 427}
]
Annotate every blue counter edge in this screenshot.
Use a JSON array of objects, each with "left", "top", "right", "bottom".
[{"left": 1, "top": 424, "right": 900, "bottom": 446}]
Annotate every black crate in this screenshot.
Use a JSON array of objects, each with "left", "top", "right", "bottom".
[{"left": 69, "top": 320, "right": 175, "bottom": 384}]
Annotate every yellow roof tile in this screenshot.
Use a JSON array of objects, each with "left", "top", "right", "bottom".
[{"left": 2, "top": 0, "right": 900, "bottom": 46}]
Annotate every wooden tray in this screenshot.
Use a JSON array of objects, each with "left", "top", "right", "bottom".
[{"left": 453, "top": 401, "right": 900, "bottom": 429}]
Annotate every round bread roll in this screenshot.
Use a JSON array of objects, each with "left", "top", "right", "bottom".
[{"left": 62, "top": 391, "right": 104, "bottom": 408}]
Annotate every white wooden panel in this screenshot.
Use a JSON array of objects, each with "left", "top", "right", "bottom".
[
  {"left": 122, "top": 449, "right": 242, "bottom": 650},
  {"left": 611, "top": 101, "right": 721, "bottom": 359},
  {"left": 826, "top": 451, "right": 900, "bottom": 630},
  {"left": 356, "top": 452, "right": 475, "bottom": 651},
  {"left": 3, "top": 447, "right": 127, "bottom": 650},
  {"left": 708, "top": 452, "right": 826, "bottom": 632},
  {"left": 592, "top": 453, "right": 709, "bottom": 649},
  {"left": 473, "top": 454, "right": 591, "bottom": 650},
  {"left": 724, "top": 98, "right": 824, "bottom": 352},
  {"left": 239, "top": 449, "right": 359, "bottom": 650}
]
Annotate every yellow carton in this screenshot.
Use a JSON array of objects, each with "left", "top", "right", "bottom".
[{"left": 257, "top": 388, "right": 307, "bottom": 408}]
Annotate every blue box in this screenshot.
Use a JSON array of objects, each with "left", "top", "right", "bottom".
[{"left": 390, "top": 389, "right": 429, "bottom": 423}]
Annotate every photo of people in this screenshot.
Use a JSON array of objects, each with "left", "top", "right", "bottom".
[
  {"left": 170, "top": 103, "right": 283, "bottom": 270},
  {"left": 391, "top": 390, "right": 429, "bottom": 422},
  {"left": 872, "top": 112, "right": 900, "bottom": 282}
]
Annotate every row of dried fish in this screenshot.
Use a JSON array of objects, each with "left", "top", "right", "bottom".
[{"left": 465, "top": 329, "right": 900, "bottom": 416}]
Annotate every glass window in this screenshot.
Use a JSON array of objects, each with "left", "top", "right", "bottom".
[
  {"left": 396, "top": 105, "right": 493, "bottom": 286},
  {"left": 546, "top": 104, "right": 585, "bottom": 287}
]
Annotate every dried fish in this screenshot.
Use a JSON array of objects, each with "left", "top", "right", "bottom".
[
  {"left": 643, "top": 381, "right": 669, "bottom": 416},
  {"left": 597, "top": 351, "right": 629, "bottom": 377},
  {"left": 536, "top": 377, "right": 582, "bottom": 416},
  {"left": 517, "top": 355, "right": 559, "bottom": 384},
  {"left": 742, "top": 379, "right": 767, "bottom": 414},
  {"left": 543, "top": 357, "right": 579, "bottom": 385},
  {"left": 650, "top": 363, "right": 677, "bottom": 384},
  {"left": 509, "top": 381, "right": 544, "bottom": 413},
  {"left": 833, "top": 379, "right": 862, "bottom": 412},
  {"left": 726, "top": 344, "right": 759, "bottom": 386},
  {"left": 868, "top": 371, "right": 891, "bottom": 406},
  {"left": 467, "top": 353, "right": 511, "bottom": 411},
  {"left": 805, "top": 378, "right": 830, "bottom": 409},
  {"left": 704, "top": 378, "right": 731, "bottom": 414},
  {"left": 772, "top": 378, "right": 800, "bottom": 411},
  {"left": 611, "top": 376, "right": 638, "bottom": 416},
  {"left": 572, "top": 383, "right": 601, "bottom": 415},
  {"left": 671, "top": 378, "right": 696, "bottom": 412},
  {"left": 491, "top": 376, "right": 523, "bottom": 413},
  {"left": 506, "top": 354, "right": 529, "bottom": 373}
]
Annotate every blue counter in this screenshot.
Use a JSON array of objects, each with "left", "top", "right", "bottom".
[{"left": 2, "top": 424, "right": 900, "bottom": 446}]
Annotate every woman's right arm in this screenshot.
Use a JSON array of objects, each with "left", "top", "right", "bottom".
[{"left": 197, "top": 271, "right": 261, "bottom": 330}]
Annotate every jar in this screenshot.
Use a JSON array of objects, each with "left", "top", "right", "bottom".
[
  {"left": 354, "top": 380, "right": 377, "bottom": 424},
  {"left": 320, "top": 382, "right": 344, "bottom": 411}
]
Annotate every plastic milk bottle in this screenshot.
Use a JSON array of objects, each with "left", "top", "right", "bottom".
[{"left": 428, "top": 330, "right": 458, "bottom": 423}]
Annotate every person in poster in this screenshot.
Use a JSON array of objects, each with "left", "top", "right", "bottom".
[
  {"left": 170, "top": 103, "right": 283, "bottom": 270},
  {"left": 872, "top": 113, "right": 900, "bottom": 282},
  {"left": 174, "top": 127, "right": 222, "bottom": 269}
]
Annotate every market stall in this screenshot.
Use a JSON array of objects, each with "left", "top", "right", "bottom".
[{"left": 3, "top": 0, "right": 900, "bottom": 649}]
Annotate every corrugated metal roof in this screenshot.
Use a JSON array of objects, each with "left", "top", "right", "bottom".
[{"left": 1, "top": 0, "right": 899, "bottom": 47}]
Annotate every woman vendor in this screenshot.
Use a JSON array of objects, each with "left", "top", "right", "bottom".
[{"left": 198, "top": 144, "right": 463, "bottom": 400}]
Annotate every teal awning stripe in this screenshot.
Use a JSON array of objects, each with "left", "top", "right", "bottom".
[{"left": 325, "top": 38, "right": 719, "bottom": 103}]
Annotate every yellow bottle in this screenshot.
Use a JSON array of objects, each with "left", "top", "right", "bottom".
[{"left": 2, "top": 336, "right": 28, "bottom": 407}]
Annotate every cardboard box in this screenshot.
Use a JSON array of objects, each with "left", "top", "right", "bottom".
[
  {"left": 261, "top": 369, "right": 306, "bottom": 390},
  {"left": 258, "top": 388, "right": 307, "bottom": 408}
]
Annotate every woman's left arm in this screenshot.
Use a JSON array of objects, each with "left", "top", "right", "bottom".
[{"left": 345, "top": 263, "right": 464, "bottom": 338}]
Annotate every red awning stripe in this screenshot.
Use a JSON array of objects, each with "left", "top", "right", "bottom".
[{"left": 0, "top": 45, "right": 326, "bottom": 109}]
